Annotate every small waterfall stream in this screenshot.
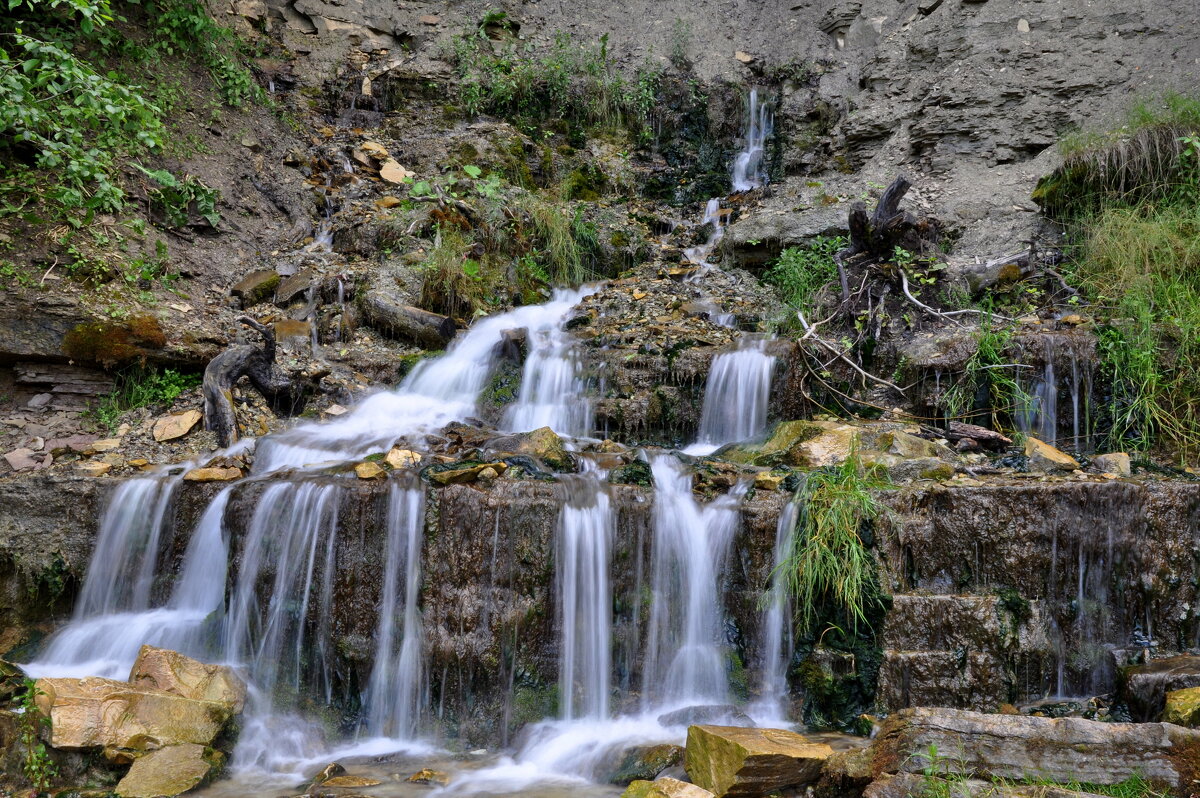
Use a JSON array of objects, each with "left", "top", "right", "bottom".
[
  {"left": 364, "top": 480, "right": 426, "bottom": 738},
  {"left": 731, "top": 89, "right": 773, "bottom": 192},
  {"left": 557, "top": 467, "right": 614, "bottom": 721},
  {"left": 684, "top": 336, "right": 777, "bottom": 456},
  {"left": 642, "top": 454, "right": 748, "bottom": 709},
  {"left": 751, "top": 498, "right": 799, "bottom": 724},
  {"left": 26, "top": 89, "right": 790, "bottom": 793}
]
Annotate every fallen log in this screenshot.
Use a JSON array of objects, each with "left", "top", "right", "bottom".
[
  {"left": 945, "top": 420, "right": 1014, "bottom": 450},
  {"left": 360, "top": 289, "right": 457, "bottom": 348},
  {"left": 202, "top": 316, "right": 308, "bottom": 447}
]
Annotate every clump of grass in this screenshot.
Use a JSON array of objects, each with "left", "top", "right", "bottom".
[
  {"left": 778, "top": 448, "right": 888, "bottom": 635},
  {"left": 1036, "top": 93, "right": 1200, "bottom": 219},
  {"left": 942, "top": 311, "right": 1031, "bottom": 429},
  {"left": 1039, "top": 93, "right": 1200, "bottom": 458},
  {"left": 1080, "top": 203, "right": 1200, "bottom": 454},
  {"left": 450, "top": 24, "right": 661, "bottom": 142},
  {"left": 763, "top": 236, "right": 845, "bottom": 311}
]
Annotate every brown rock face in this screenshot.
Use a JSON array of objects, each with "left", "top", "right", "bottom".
[
  {"left": 684, "top": 725, "right": 833, "bottom": 797},
  {"left": 114, "top": 742, "right": 224, "bottom": 798},
  {"left": 871, "top": 707, "right": 1200, "bottom": 791},
  {"left": 34, "top": 676, "right": 237, "bottom": 752},
  {"left": 128, "top": 645, "right": 247, "bottom": 713}
]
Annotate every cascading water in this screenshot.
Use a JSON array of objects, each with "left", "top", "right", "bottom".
[
  {"left": 26, "top": 476, "right": 229, "bottom": 679},
  {"left": 254, "top": 287, "right": 593, "bottom": 471},
  {"left": 684, "top": 336, "right": 776, "bottom": 456},
  {"left": 503, "top": 311, "right": 594, "bottom": 438},
  {"left": 557, "top": 467, "right": 614, "bottom": 721},
  {"left": 642, "top": 454, "right": 748, "bottom": 709},
  {"left": 731, "top": 89, "right": 773, "bottom": 192},
  {"left": 363, "top": 480, "right": 426, "bottom": 739}
]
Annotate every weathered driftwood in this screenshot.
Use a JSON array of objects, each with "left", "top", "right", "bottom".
[
  {"left": 202, "top": 316, "right": 307, "bottom": 447},
  {"left": 944, "top": 421, "right": 1013, "bottom": 450},
  {"left": 360, "top": 290, "right": 457, "bottom": 348}
]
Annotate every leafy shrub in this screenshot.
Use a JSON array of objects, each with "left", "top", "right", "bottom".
[
  {"left": 89, "top": 365, "right": 201, "bottom": 430},
  {"left": 0, "top": 0, "right": 256, "bottom": 217}
]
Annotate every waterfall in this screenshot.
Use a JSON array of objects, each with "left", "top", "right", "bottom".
[
  {"left": 26, "top": 478, "right": 229, "bottom": 680},
  {"left": 557, "top": 468, "right": 614, "bottom": 721},
  {"left": 1017, "top": 332, "right": 1094, "bottom": 450},
  {"left": 224, "top": 480, "right": 343, "bottom": 772},
  {"left": 731, "top": 89, "right": 773, "bottom": 192},
  {"left": 642, "top": 454, "right": 748, "bottom": 708},
  {"left": 751, "top": 499, "right": 798, "bottom": 723},
  {"left": 503, "top": 313, "right": 593, "bottom": 438},
  {"left": 364, "top": 480, "right": 426, "bottom": 739},
  {"left": 254, "top": 286, "right": 594, "bottom": 471},
  {"left": 684, "top": 336, "right": 776, "bottom": 456}
]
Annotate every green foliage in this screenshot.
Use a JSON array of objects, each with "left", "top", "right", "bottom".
[
  {"left": 1039, "top": 93, "right": 1200, "bottom": 458},
  {"left": 942, "top": 311, "right": 1030, "bottom": 428},
  {"left": 764, "top": 236, "right": 846, "bottom": 311},
  {"left": 17, "top": 678, "right": 58, "bottom": 791},
  {"left": 998, "top": 773, "right": 1166, "bottom": 798},
  {"left": 88, "top": 365, "right": 200, "bottom": 431},
  {"left": 0, "top": 0, "right": 256, "bottom": 217},
  {"left": 133, "top": 163, "right": 220, "bottom": 228},
  {"left": 778, "top": 448, "right": 888, "bottom": 635},
  {"left": 1071, "top": 186, "right": 1200, "bottom": 456},
  {"left": 450, "top": 28, "right": 660, "bottom": 142}
]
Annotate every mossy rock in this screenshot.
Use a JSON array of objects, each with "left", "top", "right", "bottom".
[
  {"left": 719, "top": 419, "right": 824, "bottom": 466},
  {"left": 609, "top": 460, "right": 652, "bottom": 486},
  {"left": 1165, "top": 687, "right": 1200, "bottom": 728},
  {"left": 604, "top": 743, "right": 684, "bottom": 785}
]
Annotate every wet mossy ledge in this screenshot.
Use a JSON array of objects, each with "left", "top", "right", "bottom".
[{"left": 6, "top": 450, "right": 1200, "bottom": 746}]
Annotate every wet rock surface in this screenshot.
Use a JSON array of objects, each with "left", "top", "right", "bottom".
[
  {"left": 684, "top": 725, "right": 833, "bottom": 797},
  {"left": 871, "top": 707, "right": 1200, "bottom": 791}
]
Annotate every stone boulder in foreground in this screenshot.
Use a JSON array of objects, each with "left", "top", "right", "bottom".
[
  {"left": 684, "top": 725, "right": 833, "bottom": 797},
  {"left": 33, "top": 647, "right": 244, "bottom": 797},
  {"left": 871, "top": 707, "right": 1200, "bottom": 793}
]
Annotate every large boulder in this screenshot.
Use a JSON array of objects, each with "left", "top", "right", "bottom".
[
  {"left": 34, "top": 676, "right": 238, "bottom": 753},
  {"left": 870, "top": 707, "right": 1200, "bottom": 792},
  {"left": 129, "top": 646, "right": 247, "bottom": 713},
  {"left": 115, "top": 743, "right": 224, "bottom": 798},
  {"left": 1123, "top": 655, "right": 1200, "bottom": 722},
  {"left": 684, "top": 725, "right": 833, "bottom": 797}
]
